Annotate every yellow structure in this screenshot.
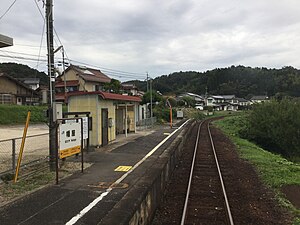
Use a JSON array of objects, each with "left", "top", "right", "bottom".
[{"left": 68, "top": 91, "right": 141, "bottom": 147}]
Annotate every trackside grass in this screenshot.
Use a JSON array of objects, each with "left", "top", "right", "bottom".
[{"left": 214, "top": 116, "right": 300, "bottom": 224}]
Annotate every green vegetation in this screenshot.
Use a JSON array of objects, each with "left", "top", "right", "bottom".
[
  {"left": 214, "top": 115, "right": 300, "bottom": 223},
  {"left": 0, "top": 105, "right": 48, "bottom": 124},
  {"left": 103, "top": 78, "right": 122, "bottom": 94},
  {"left": 0, "top": 62, "right": 49, "bottom": 86},
  {"left": 131, "top": 66, "right": 300, "bottom": 98},
  {"left": 240, "top": 100, "right": 300, "bottom": 162}
]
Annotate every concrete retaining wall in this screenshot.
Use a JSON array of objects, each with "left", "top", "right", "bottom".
[{"left": 99, "top": 120, "right": 196, "bottom": 225}]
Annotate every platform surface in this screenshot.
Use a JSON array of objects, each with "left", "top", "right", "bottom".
[{"left": 0, "top": 123, "right": 186, "bottom": 225}]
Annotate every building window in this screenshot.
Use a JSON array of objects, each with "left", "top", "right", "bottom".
[
  {"left": 0, "top": 94, "right": 13, "bottom": 104},
  {"left": 95, "top": 85, "right": 103, "bottom": 91}
]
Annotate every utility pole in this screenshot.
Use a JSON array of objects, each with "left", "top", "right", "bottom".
[
  {"left": 146, "top": 72, "right": 149, "bottom": 92},
  {"left": 46, "top": 0, "right": 56, "bottom": 171},
  {"left": 150, "top": 78, "right": 153, "bottom": 125}
]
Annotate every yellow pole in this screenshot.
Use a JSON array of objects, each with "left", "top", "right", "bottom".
[{"left": 14, "top": 110, "right": 31, "bottom": 183}]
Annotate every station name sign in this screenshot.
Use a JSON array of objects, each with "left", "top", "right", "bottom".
[{"left": 58, "top": 119, "right": 81, "bottom": 159}]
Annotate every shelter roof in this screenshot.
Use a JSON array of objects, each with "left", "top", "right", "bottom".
[{"left": 67, "top": 91, "right": 142, "bottom": 102}]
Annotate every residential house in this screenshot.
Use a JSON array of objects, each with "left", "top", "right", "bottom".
[
  {"left": 0, "top": 73, "right": 40, "bottom": 105},
  {"left": 250, "top": 95, "right": 269, "bottom": 104},
  {"left": 236, "top": 97, "right": 251, "bottom": 109},
  {"left": 55, "top": 65, "right": 111, "bottom": 102},
  {"left": 18, "top": 78, "right": 40, "bottom": 90},
  {"left": 205, "top": 95, "right": 240, "bottom": 111},
  {"left": 121, "top": 83, "right": 138, "bottom": 96},
  {"left": 178, "top": 92, "right": 205, "bottom": 109}
]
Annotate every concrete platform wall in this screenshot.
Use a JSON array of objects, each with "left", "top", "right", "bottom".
[{"left": 99, "top": 120, "right": 196, "bottom": 225}]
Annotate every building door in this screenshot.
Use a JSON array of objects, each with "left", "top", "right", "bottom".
[
  {"left": 101, "top": 109, "right": 108, "bottom": 146},
  {"left": 17, "top": 97, "right": 22, "bottom": 105}
]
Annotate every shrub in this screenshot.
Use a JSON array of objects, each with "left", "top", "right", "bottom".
[{"left": 242, "top": 99, "right": 300, "bottom": 160}]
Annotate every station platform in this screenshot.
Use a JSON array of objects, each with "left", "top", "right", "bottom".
[{"left": 0, "top": 120, "right": 193, "bottom": 225}]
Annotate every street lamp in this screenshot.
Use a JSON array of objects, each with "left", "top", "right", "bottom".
[
  {"left": 166, "top": 98, "right": 172, "bottom": 129},
  {"left": 54, "top": 46, "right": 67, "bottom": 102}
]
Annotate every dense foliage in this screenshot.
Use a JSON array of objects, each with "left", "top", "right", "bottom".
[
  {"left": 131, "top": 66, "right": 300, "bottom": 98},
  {"left": 0, "top": 105, "right": 48, "bottom": 124},
  {"left": 0, "top": 63, "right": 49, "bottom": 86},
  {"left": 240, "top": 100, "right": 300, "bottom": 161}
]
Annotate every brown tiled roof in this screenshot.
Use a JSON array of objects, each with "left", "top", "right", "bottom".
[
  {"left": 55, "top": 80, "right": 79, "bottom": 87},
  {"left": 55, "top": 92, "right": 66, "bottom": 101},
  {"left": 69, "top": 65, "right": 111, "bottom": 83},
  {"left": 67, "top": 91, "right": 142, "bottom": 102}
]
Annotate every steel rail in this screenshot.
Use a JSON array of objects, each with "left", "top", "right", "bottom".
[
  {"left": 180, "top": 120, "right": 203, "bottom": 225},
  {"left": 208, "top": 122, "right": 234, "bottom": 225},
  {"left": 180, "top": 120, "right": 235, "bottom": 225}
]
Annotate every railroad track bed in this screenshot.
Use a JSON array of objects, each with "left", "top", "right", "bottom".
[{"left": 152, "top": 119, "right": 291, "bottom": 225}]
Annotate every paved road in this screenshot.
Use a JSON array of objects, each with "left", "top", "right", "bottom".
[{"left": 0, "top": 124, "right": 49, "bottom": 141}]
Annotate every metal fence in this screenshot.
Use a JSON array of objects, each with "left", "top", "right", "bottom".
[
  {"left": 136, "top": 117, "right": 157, "bottom": 127},
  {"left": 0, "top": 133, "right": 49, "bottom": 175}
]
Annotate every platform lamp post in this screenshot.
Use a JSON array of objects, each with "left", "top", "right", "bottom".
[
  {"left": 54, "top": 45, "right": 67, "bottom": 102},
  {"left": 150, "top": 78, "right": 153, "bottom": 126},
  {"left": 166, "top": 98, "right": 172, "bottom": 129}
]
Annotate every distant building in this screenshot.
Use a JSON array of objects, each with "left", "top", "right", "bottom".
[
  {"left": 177, "top": 92, "right": 253, "bottom": 111},
  {"left": 18, "top": 78, "right": 40, "bottom": 90},
  {"left": 0, "top": 73, "right": 40, "bottom": 105},
  {"left": 177, "top": 92, "right": 205, "bottom": 109},
  {"left": 250, "top": 95, "right": 269, "bottom": 104},
  {"left": 121, "top": 83, "right": 138, "bottom": 96}
]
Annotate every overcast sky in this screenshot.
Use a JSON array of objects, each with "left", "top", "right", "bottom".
[{"left": 1, "top": 0, "right": 300, "bottom": 81}]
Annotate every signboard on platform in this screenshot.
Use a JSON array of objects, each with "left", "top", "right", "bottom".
[
  {"left": 82, "top": 117, "right": 88, "bottom": 140},
  {"left": 58, "top": 119, "right": 81, "bottom": 159}
]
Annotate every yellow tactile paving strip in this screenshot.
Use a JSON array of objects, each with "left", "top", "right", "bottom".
[{"left": 114, "top": 166, "right": 132, "bottom": 172}]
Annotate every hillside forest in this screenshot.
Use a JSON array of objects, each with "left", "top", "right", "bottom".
[{"left": 129, "top": 65, "right": 300, "bottom": 98}]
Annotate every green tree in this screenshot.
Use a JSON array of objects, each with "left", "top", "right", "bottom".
[
  {"left": 181, "top": 96, "right": 196, "bottom": 108},
  {"left": 103, "top": 79, "right": 122, "bottom": 93},
  {"left": 141, "top": 91, "right": 163, "bottom": 105}
]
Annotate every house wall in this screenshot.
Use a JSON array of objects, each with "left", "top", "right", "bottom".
[
  {"left": 0, "top": 77, "right": 32, "bottom": 95},
  {"left": 0, "top": 77, "right": 39, "bottom": 105},
  {"left": 68, "top": 95, "right": 116, "bottom": 146},
  {"left": 68, "top": 95, "right": 98, "bottom": 146},
  {"left": 64, "top": 70, "right": 78, "bottom": 81}
]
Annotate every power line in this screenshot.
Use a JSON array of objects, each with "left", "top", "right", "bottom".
[
  {"left": 0, "top": 50, "right": 47, "bottom": 58},
  {"left": 69, "top": 59, "right": 146, "bottom": 78},
  {"left": 0, "top": 0, "right": 18, "bottom": 21},
  {"left": 0, "top": 54, "right": 47, "bottom": 62}
]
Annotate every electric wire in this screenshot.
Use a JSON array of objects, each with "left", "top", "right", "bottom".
[
  {"left": 0, "top": 0, "right": 18, "bottom": 21},
  {"left": 1, "top": 0, "right": 148, "bottom": 81}
]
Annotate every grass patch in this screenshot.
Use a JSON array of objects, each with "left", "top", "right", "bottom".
[
  {"left": 214, "top": 116, "right": 300, "bottom": 224},
  {"left": 0, "top": 105, "right": 48, "bottom": 124},
  {"left": 0, "top": 169, "right": 55, "bottom": 205}
]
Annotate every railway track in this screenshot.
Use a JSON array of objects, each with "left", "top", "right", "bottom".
[{"left": 181, "top": 119, "right": 234, "bottom": 225}]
